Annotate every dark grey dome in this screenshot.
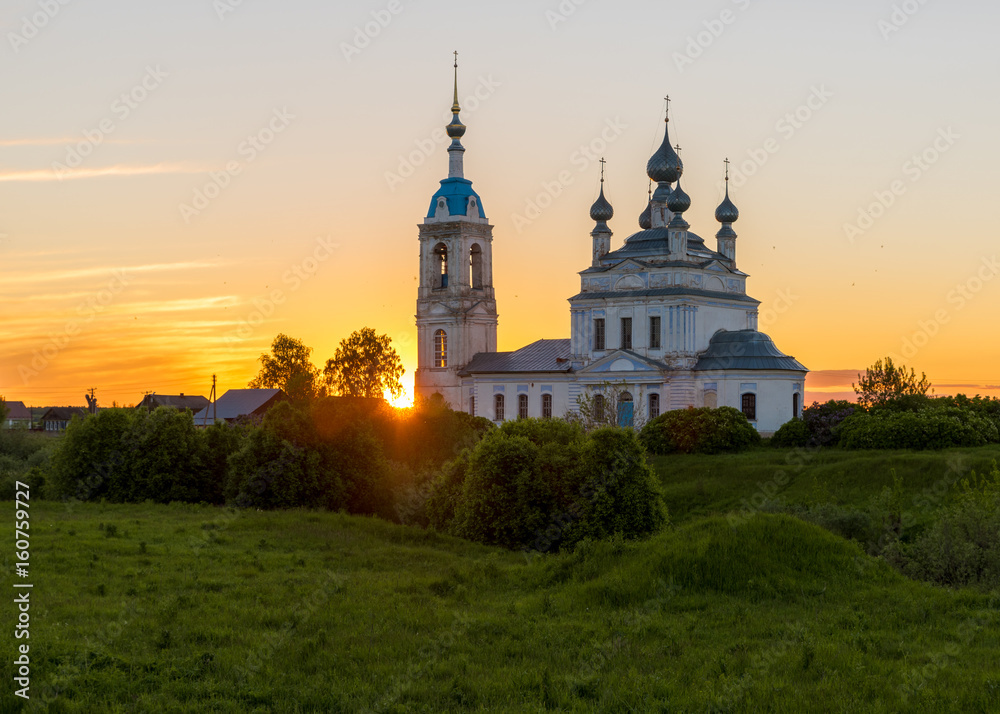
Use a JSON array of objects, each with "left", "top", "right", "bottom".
[
  {"left": 646, "top": 122, "right": 684, "bottom": 183},
  {"left": 716, "top": 188, "right": 739, "bottom": 224},
  {"left": 590, "top": 185, "right": 614, "bottom": 222},
  {"left": 695, "top": 330, "right": 808, "bottom": 372},
  {"left": 667, "top": 181, "right": 691, "bottom": 213}
]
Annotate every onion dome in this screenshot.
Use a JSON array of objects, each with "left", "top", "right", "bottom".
[
  {"left": 646, "top": 120, "right": 684, "bottom": 184},
  {"left": 716, "top": 188, "right": 739, "bottom": 224},
  {"left": 667, "top": 180, "right": 691, "bottom": 214},
  {"left": 590, "top": 184, "right": 614, "bottom": 222},
  {"left": 716, "top": 160, "right": 739, "bottom": 224}
]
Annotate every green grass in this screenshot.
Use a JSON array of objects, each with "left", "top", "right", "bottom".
[{"left": 3, "top": 481, "right": 1000, "bottom": 712}]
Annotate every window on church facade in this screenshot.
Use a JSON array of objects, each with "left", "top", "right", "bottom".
[
  {"left": 621, "top": 317, "right": 632, "bottom": 350},
  {"left": 470, "top": 396, "right": 475, "bottom": 417},
  {"left": 793, "top": 392, "right": 800, "bottom": 419},
  {"left": 542, "top": 394, "right": 552, "bottom": 419},
  {"left": 594, "top": 318, "right": 605, "bottom": 350},
  {"left": 594, "top": 394, "right": 605, "bottom": 422},
  {"left": 518, "top": 394, "right": 528, "bottom": 419},
  {"left": 434, "top": 330, "right": 448, "bottom": 368},
  {"left": 433, "top": 243, "right": 449, "bottom": 288},
  {"left": 494, "top": 394, "right": 505, "bottom": 422},
  {"left": 649, "top": 393, "right": 660, "bottom": 419},
  {"left": 649, "top": 316, "right": 661, "bottom": 350},
  {"left": 742, "top": 393, "right": 757, "bottom": 421},
  {"left": 470, "top": 244, "right": 483, "bottom": 289}
]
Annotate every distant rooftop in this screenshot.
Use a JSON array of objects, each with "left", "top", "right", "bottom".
[{"left": 461, "top": 339, "right": 573, "bottom": 375}]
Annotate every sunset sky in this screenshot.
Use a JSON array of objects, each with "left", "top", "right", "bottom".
[{"left": 3, "top": 0, "right": 999, "bottom": 408}]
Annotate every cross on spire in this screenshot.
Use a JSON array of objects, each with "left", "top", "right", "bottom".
[
  {"left": 452, "top": 51, "right": 461, "bottom": 114},
  {"left": 664, "top": 95, "right": 671, "bottom": 122},
  {"left": 724, "top": 157, "right": 731, "bottom": 182},
  {"left": 599, "top": 157, "right": 607, "bottom": 183}
]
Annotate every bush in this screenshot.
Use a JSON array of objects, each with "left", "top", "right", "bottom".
[
  {"left": 837, "top": 408, "right": 999, "bottom": 450},
  {"left": 884, "top": 462, "right": 1000, "bottom": 589},
  {"left": 771, "top": 418, "right": 809, "bottom": 448},
  {"left": 48, "top": 408, "right": 225, "bottom": 504},
  {"left": 801, "top": 400, "right": 858, "bottom": 447},
  {"left": 639, "top": 407, "right": 760, "bottom": 455},
  {"left": 427, "top": 419, "right": 667, "bottom": 552}
]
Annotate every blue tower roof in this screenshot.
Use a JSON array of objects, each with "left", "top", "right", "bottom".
[{"left": 427, "top": 177, "right": 487, "bottom": 219}]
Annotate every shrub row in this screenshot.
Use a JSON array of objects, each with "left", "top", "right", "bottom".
[{"left": 639, "top": 407, "right": 760, "bottom": 455}]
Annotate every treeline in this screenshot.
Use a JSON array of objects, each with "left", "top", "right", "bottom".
[
  {"left": 39, "top": 397, "right": 493, "bottom": 520},
  {"left": 773, "top": 394, "right": 1000, "bottom": 451}
]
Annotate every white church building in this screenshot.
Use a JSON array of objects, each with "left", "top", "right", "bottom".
[{"left": 414, "top": 65, "right": 807, "bottom": 435}]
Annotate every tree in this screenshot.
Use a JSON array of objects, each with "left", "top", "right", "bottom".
[
  {"left": 0, "top": 397, "right": 7, "bottom": 427},
  {"left": 853, "top": 357, "right": 932, "bottom": 410},
  {"left": 571, "top": 380, "right": 648, "bottom": 431},
  {"left": 323, "top": 328, "right": 404, "bottom": 400},
  {"left": 249, "top": 334, "right": 324, "bottom": 402}
]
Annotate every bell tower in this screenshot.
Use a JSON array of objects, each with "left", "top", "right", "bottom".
[{"left": 414, "top": 54, "right": 498, "bottom": 409}]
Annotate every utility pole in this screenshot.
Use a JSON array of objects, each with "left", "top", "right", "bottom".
[{"left": 204, "top": 374, "right": 217, "bottom": 426}]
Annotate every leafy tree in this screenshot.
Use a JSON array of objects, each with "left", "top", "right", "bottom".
[
  {"left": 323, "top": 328, "right": 405, "bottom": 400},
  {"left": 249, "top": 334, "right": 324, "bottom": 402},
  {"left": 572, "top": 380, "right": 648, "bottom": 431},
  {"left": 0, "top": 397, "right": 8, "bottom": 426},
  {"left": 853, "top": 357, "right": 931, "bottom": 410}
]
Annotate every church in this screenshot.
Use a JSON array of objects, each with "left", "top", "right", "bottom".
[{"left": 414, "top": 63, "right": 808, "bottom": 435}]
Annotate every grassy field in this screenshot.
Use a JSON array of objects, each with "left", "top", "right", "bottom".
[{"left": 3, "top": 447, "right": 1000, "bottom": 712}]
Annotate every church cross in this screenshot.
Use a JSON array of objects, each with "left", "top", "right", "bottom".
[{"left": 599, "top": 157, "right": 606, "bottom": 182}]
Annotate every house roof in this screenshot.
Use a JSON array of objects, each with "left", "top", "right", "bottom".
[
  {"left": 41, "top": 407, "right": 89, "bottom": 421},
  {"left": 569, "top": 286, "right": 760, "bottom": 304},
  {"left": 461, "top": 339, "right": 573, "bottom": 375},
  {"left": 694, "top": 330, "right": 808, "bottom": 373},
  {"left": 4, "top": 401, "right": 31, "bottom": 420},
  {"left": 193, "top": 389, "right": 284, "bottom": 422},
  {"left": 137, "top": 394, "right": 210, "bottom": 412}
]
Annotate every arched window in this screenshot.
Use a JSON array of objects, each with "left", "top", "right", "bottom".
[
  {"left": 494, "top": 394, "right": 505, "bottom": 422},
  {"left": 542, "top": 394, "right": 553, "bottom": 419},
  {"left": 649, "top": 393, "right": 660, "bottom": 420},
  {"left": 741, "top": 393, "right": 757, "bottom": 421},
  {"left": 518, "top": 394, "right": 528, "bottom": 419},
  {"left": 470, "top": 396, "right": 476, "bottom": 417},
  {"left": 793, "top": 392, "right": 800, "bottom": 419},
  {"left": 470, "top": 244, "right": 483, "bottom": 289},
  {"left": 434, "top": 330, "right": 448, "bottom": 368},
  {"left": 594, "top": 394, "right": 606, "bottom": 422},
  {"left": 433, "top": 243, "right": 448, "bottom": 289},
  {"left": 618, "top": 391, "right": 634, "bottom": 428}
]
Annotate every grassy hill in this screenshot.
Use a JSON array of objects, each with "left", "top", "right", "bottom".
[{"left": 5, "top": 448, "right": 1000, "bottom": 714}]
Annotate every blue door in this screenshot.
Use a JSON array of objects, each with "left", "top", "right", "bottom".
[{"left": 617, "top": 393, "right": 634, "bottom": 427}]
